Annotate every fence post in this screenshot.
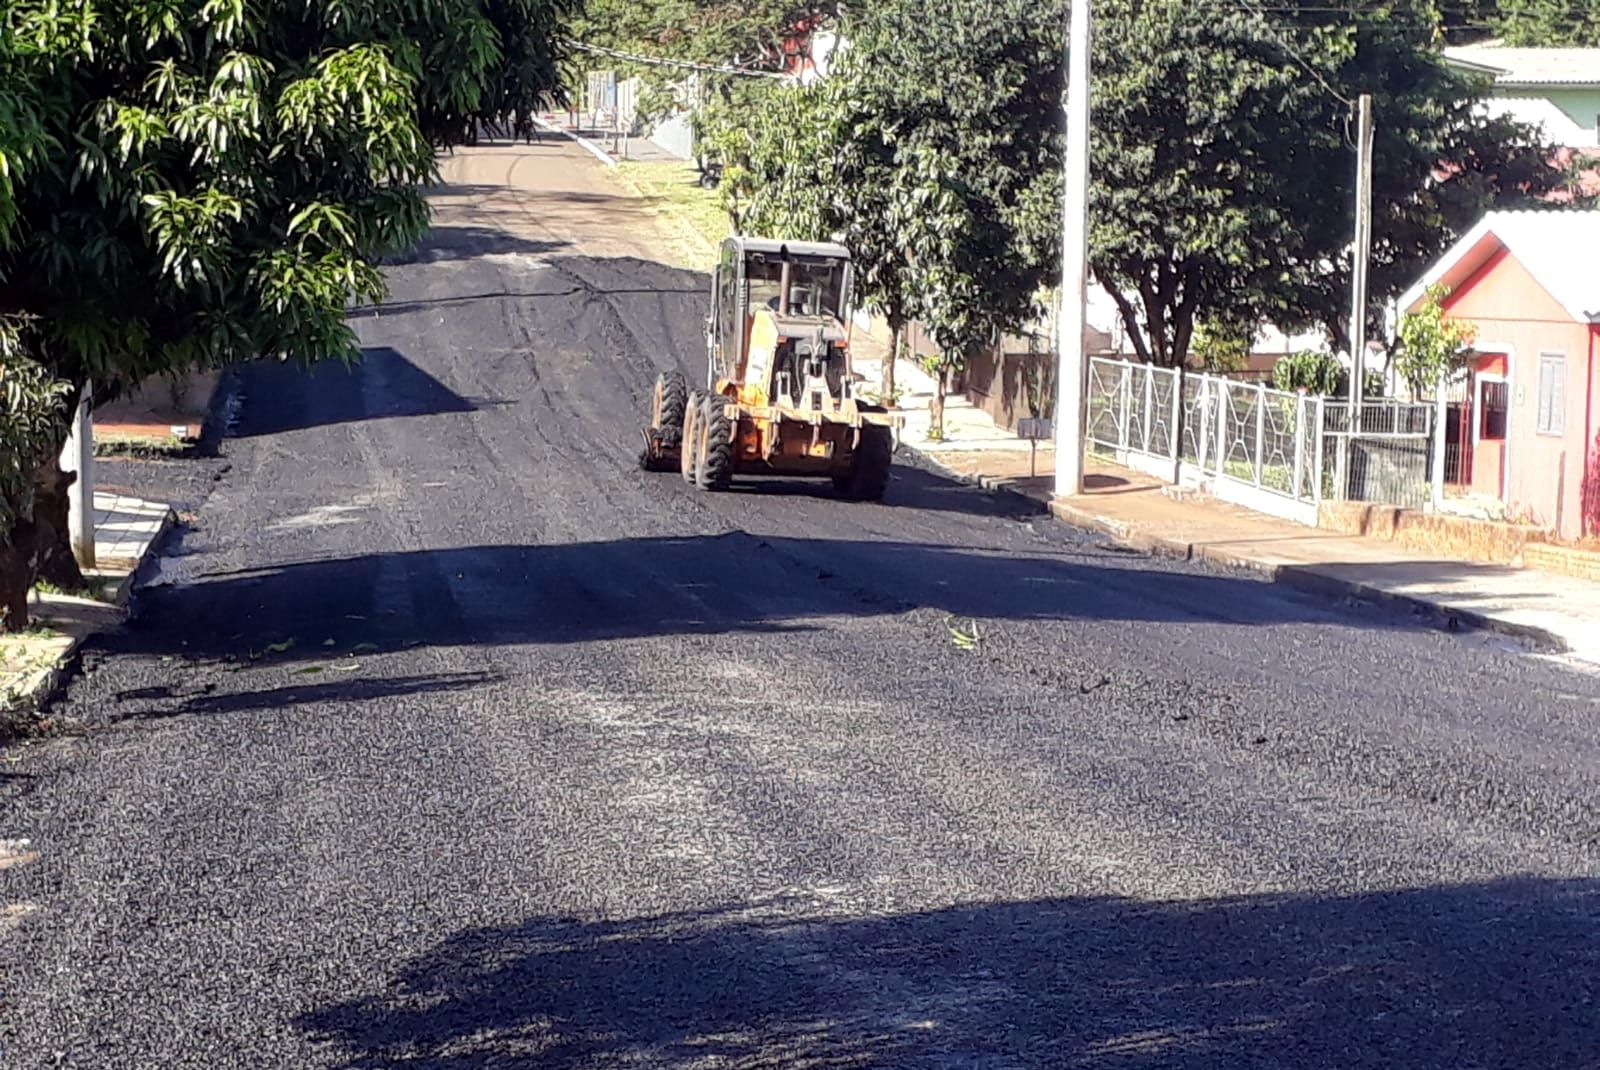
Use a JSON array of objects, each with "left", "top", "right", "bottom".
[
  {"left": 1293, "top": 393, "right": 1307, "bottom": 502},
  {"left": 1118, "top": 363, "right": 1132, "bottom": 452},
  {"left": 1170, "top": 365, "right": 1185, "bottom": 482},
  {"left": 1142, "top": 367, "right": 1154, "bottom": 453},
  {"left": 1313, "top": 396, "right": 1327, "bottom": 505},
  {"left": 1254, "top": 382, "right": 1267, "bottom": 487},
  {"left": 1214, "top": 377, "right": 1228, "bottom": 478},
  {"left": 1431, "top": 374, "right": 1447, "bottom": 512}
]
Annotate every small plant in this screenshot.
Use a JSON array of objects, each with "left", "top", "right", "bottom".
[
  {"left": 1395, "top": 283, "right": 1475, "bottom": 398},
  {"left": 1273, "top": 350, "right": 1343, "bottom": 396}
]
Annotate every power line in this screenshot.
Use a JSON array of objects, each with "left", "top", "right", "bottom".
[
  {"left": 567, "top": 40, "right": 790, "bottom": 79},
  {"left": 1234, "top": 0, "right": 1358, "bottom": 108}
]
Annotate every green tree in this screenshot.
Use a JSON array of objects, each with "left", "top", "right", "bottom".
[
  {"left": 1497, "top": 0, "right": 1600, "bottom": 45},
  {"left": 823, "top": 0, "right": 1063, "bottom": 435},
  {"left": 0, "top": 0, "right": 569, "bottom": 626},
  {"left": 1192, "top": 316, "right": 1253, "bottom": 374},
  {"left": 1395, "top": 283, "right": 1477, "bottom": 398},
  {"left": 572, "top": 0, "right": 834, "bottom": 69},
  {"left": 1089, "top": 0, "right": 1566, "bottom": 369}
]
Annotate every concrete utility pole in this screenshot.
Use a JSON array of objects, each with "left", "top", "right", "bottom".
[
  {"left": 60, "top": 381, "right": 95, "bottom": 569},
  {"left": 1054, "top": 0, "right": 1092, "bottom": 499},
  {"left": 1338, "top": 92, "right": 1374, "bottom": 499}
]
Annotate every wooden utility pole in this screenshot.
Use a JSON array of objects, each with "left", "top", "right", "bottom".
[
  {"left": 1338, "top": 93, "right": 1374, "bottom": 499},
  {"left": 1054, "top": 0, "right": 1092, "bottom": 499}
]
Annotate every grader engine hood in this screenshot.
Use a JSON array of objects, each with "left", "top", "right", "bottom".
[
  {"left": 744, "top": 308, "right": 852, "bottom": 411},
  {"left": 769, "top": 314, "right": 847, "bottom": 346}
]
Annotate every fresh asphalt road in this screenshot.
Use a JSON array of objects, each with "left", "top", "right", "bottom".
[{"left": 4, "top": 139, "right": 1600, "bottom": 1069}]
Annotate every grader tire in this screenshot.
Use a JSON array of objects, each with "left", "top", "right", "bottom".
[
  {"left": 835, "top": 424, "right": 893, "bottom": 501},
  {"left": 680, "top": 391, "right": 703, "bottom": 482},
  {"left": 641, "top": 371, "right": 689, "bottom": 472},
  {"left": 695, "top": 394, "right": 734, "bottom": 491},
  {"left": 658, "top": 372, "right": 689, "bottom": 443}
]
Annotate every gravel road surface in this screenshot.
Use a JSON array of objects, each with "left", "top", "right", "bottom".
[{"left": 3, "top": 139, "right": 1598, "bottom": 1069}]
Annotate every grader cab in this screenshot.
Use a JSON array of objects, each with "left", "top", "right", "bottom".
[{"left": 640, "top": 237, "right": 901, "bottom": 500}]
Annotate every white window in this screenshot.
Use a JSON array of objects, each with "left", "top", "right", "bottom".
[{"left": 1536, "top": 352, "right": 1566, "bottom": 436}]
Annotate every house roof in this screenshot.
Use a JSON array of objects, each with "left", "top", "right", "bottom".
[
  {"left": 1399, "top": 210, "right": 1600, "bottom": 323},
  {"left": 1443, "top": 44, "right": 1600, "bottom": 86},
  {"left": 1478, "top": 95, "right": 1599, "bottom": 147}
]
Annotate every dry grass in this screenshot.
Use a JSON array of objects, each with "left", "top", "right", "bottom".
[{"left": 613, "top": 161, "right": 727, "bottom": 270}]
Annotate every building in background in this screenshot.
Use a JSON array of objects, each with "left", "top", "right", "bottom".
[{"left": 1399, "top": 210, "right": 1600, "bottom": 540}]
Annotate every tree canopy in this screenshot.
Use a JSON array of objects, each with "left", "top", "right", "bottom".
[
  {"left": 1496, "top": 0, "right": 1600, "bottom": 46},
  {"left": 1089, "top": 0, "right": 1569, "bottom": 368},
  {"left": 731, "top": 0, "right": 1063, "bottom": 425},
  {"left": 570, "top": 0, "right": 834, "bottom": 71},
  {"left": 0, "top": 0, "right": 571, "bottom": 623}
]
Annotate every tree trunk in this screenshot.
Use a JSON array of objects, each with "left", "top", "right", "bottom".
[
  {"left": 0, "top": 544, "right": 30, "bottom": 631},
  {"left": 929, "top": 367, "right": 947, "bottom": 439},
  {"left": 31, "top": 452, "right": 84, "bottom": 590},
  {"left": 881, "top": 320, "right": 901, "bottom": 405}
]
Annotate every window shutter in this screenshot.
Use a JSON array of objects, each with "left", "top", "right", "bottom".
[{"left": 1538, "top": 354, "right": 1566, "bottom": 436}]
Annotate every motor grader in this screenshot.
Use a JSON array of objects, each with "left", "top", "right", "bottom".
[{"left": 640, "top": 237, "right": 902, "bottom": 500}]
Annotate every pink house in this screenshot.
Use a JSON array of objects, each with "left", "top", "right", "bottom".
[{"left": 1400, "top": 210, "right": 1600, "bottom": 541}]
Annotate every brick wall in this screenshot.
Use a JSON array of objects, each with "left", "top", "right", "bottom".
[
  {"left": 1524, "top": 543, "right": 1600, "bottom": 583},
  {"left": 1318, "top": 502, "right": 1548, "bottom": 565}
]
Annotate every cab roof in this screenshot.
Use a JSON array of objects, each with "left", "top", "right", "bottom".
[{"left": 726, "top": 236, "right": 851, "bottom": 261}]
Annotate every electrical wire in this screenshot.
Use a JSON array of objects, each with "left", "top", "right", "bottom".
[{"left": 567, "top": 40, "right": 790, "bottom": 79}]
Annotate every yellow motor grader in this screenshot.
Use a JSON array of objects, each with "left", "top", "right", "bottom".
[{"left": 640, "top": 237, "right": 902, "bottom": 500}]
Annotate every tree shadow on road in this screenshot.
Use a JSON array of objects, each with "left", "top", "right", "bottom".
[
  {"left": 297, "top": 876, "right": 1600, "bottom": 1069},
  {"left": 112, "top": 528, "right": 1481, "bottom": 664},
  {"left": 108, "top": 671, "right": 503, "bottom": 722},
  {"left": 232, "top": 347, "right": 506, "bottom": 438}
]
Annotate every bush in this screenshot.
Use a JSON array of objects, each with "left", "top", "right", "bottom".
[
  {"left": 1271, "top": 350, "right": 1385, "bottom": 399},
  {"left": 1273, "top": 350, "right": 1342, "bottom": 395}
]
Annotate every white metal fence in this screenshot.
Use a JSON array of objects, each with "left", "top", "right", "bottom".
[{"left": 1087, "top": 357, "right": 1435, "bottom": 525}]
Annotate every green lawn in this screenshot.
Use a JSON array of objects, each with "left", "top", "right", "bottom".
[{"left": 614, "top": 161, "right": 728, "bottom": 269}]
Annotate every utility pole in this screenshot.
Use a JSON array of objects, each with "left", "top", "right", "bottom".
[
  {"left": 1338, "top": 92, "right": 1374, "bottom": 499},
  {"left": 1053, "top": 0, "right": 1092, "bottom": 499},
  {"left": 61, "top": 381, "right": 95, "bottom": 569}
]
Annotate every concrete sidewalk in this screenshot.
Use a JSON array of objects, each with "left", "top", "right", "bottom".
[
  {"left": 931, "top": 439, "right": 1600, "bottom": 662},
  {"left": 0, "top": 491, "right": 174, "bottom": 720},
  {"left": 857, "top": 335, "right": 1600, "bottom": 663}
]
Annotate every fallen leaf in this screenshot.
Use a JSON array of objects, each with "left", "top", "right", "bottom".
[{"left": 295, "top": 666, "right": 324, "bottom": 675}]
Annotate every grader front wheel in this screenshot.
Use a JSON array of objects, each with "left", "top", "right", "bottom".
[
  {"left": 694, "top": 395, "right": 733, "bottom": 491},
  {"left": 680, "top": 390, "right": 704, "bottom": 483},
  {"left": 640, "top": 371, "right": 688, "bottom": 471}
]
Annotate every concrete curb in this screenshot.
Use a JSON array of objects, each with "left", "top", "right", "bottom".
[
  {"left": 1047, "top": 498, "right": 1571, "bottom": 655},
  {"left": 914, "top": 440, "right": 1572, "bottom": 654},
  {"left": 1, "top": 504, "right": 178, "bottom": 726},
  {"left": 531, "top": 117, "right": 618, "bottom": 168},
  {"left": 902, "top": 446, "right": 1049, "bottom": 516}
]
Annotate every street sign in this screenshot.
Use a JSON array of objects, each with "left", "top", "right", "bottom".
[{"left": 1016, "top": 417, "right": 1053, "bottom": 480}]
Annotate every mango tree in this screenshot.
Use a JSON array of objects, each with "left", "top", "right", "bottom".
[{"left": 0, "top": 0, "right": 570, "bottom": 626}]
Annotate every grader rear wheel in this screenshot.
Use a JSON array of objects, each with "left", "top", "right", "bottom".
[{"left": 834, "top": 424, "right": 893, "bottom": 501}]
